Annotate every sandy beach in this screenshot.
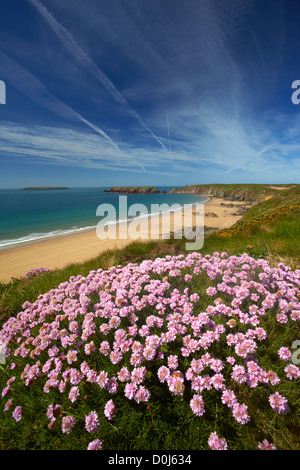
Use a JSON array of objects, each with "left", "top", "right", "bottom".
[{"left": 0, "top": 197, "right": 251, "bottom": 283}]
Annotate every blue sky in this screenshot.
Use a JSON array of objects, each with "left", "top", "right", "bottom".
[{"left": 1, "top": 0, "right": 300, "bottom": 188}]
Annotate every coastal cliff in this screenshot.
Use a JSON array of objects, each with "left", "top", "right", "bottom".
[
  {"left": 169, "top": 184, "right": 291, "bottom": 203},
  {"left": 105, "top": 186, "right": 161, "bottom": 194}
]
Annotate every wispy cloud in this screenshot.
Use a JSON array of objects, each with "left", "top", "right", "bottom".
[
  {"left": 0, "top": 121, "right": 178, "bottom": 176},
  {"left": 0, "top": 50, "right": 119, "bottom": 149},
  {"left": 27, "top": 0, "right": 167, "bottom": 150}
]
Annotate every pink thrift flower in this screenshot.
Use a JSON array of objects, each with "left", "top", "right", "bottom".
[
  {"left": 190, "top": 293, "right": 199, "bottom": 302},
  {"left": 235, "top": 339, "right": 257, "bottom": 358},
  {"left": 276, "top": 313, "right": 288, "bottom": 324},
  {"left": 167, "top": 375, "right": 185, "bottom": 396},
  {"left": 284, "top": 364, "right": 300, "bottom": 380},
  {"left": 87, "top": 439, "right": 103, "bottom": 450},
  {"left": 226, "top": 356, "right": 235, "bottom": 365},
  {"left": 157, "top": 366, "right": 170, "bottom": 383},
  {"left": 190, "top": 394, "right": 205, "bottom": 416},
  {"left": 191, "top": 358, "right": 204, "bottom": 374},
  {"left": 69, "top": 368, "right": 83, "bottom": 385},
  {"left": 201, "top": 353, "right": 211, "bottom": 365},
  {"left": 4, "top": 399, "right": 13, "bottom": 411},
  {"left": 278, "top": 347, "right": 292, "bottom": 361},
  {"left": 68, "top": 386, "right": 80, "bottom": 403},
  {"left": 135, "top": 385, "right": 151, "bottom": 403},
  {"left": 97, "top": 371, "right": 109, "bottom": 389},
  {"left": 208, "top": 432, "right": 228, "bottom": 450},
  {"left": 118, "top": 366, "right": 131, "bottom": 382},
  {"left": 110, "top": 350, "right": 122, "bottom": 364},
  {"left": 266, "top": 370, "right": 281, "bottom": 386},
  {"left": 99, "top": 341, "right": 111, "bottom": 356},
  {"left": 1, "top": 386, "right": 11, "bottom": 398},
  {"left": 211, "top": 373, "right": 225, "bottom": 390},
  {"left": 85, "top": 411, "right": 99, "bottom": 433},
  {"left": 210, "top": 358, "right": 224, "bottom": 373},
  {"left": 231, "top": 365, "right": 247, "bottom": 384},
  {"left": 62, "top": 415, "right": 75, "bottom": 434},
  {"left": 66, "top": 349, "right": 77, "bottom": 364},
  {"left": 232, "top": 403, "right": 250, "bottom": 424},
  {"left": 131, "top": 366, "right": 147, "bottom": 384},
  {"left": 12, "top": 406, "right": 22, "bottom": 422},
  {"left": 206, "top": 286, "right": 217, "bottom": 296},
  {"left": 167, "top": 355, "right": 178, "bottom": 370},
  {"left": 58, "top": 380, "right": 67, "bottom": 393},
  {"left": 84, "top": 341, "right": 95, "bottom": 355},
  {"left": 104, "top": 399, "right": 116, "bottom": 420},
  {"left": 269, "top": 392, "right": 289, "bottom": 414},
  {"left": 130, "top": 352, "right": 144, "bottom": 366},
  {"left": 124, "top": 382, "right": 138, "bottom": 400},
  {"left": 258, "top": 439, "right": 276, "bottom": 450},
  {"left": 106, "top": 377, "right": 118, "bottom": 394},
  {"left": 221, "top": 389, "right": 237, "bottom": 408}
]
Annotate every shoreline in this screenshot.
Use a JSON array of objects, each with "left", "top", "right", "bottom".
[{"left": 0, "top": 196, "right": 251, "bottom": 283}]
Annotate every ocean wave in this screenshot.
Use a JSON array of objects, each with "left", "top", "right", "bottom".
[{"left": 0, "top": 225, "right": 97, "bottom": 249}]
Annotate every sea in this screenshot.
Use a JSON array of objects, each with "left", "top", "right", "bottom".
[{"left": 0, "top": 187, "right": 207, "bottom": 250}]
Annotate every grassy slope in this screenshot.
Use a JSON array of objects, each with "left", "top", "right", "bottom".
[
  {"left": 0, "top": 185, "right": 299, "bottom": 326},
  {"left": 171, "top": 183, "right": 299, "bottom": 203}
]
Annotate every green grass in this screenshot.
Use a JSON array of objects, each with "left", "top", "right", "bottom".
[{"left": 172, "top": 183, "right": 299, "bottom": 203}]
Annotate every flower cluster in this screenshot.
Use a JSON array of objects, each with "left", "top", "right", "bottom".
[
  {"left": 0, "top": 252, "right": 299, "bottom": 450},
  {"left": 25, "top": 267, "right": 52, "bottom": 279}
]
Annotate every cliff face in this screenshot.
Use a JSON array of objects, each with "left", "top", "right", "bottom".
[
  {"left": 169, "top": 184, "right": 282, "bottom": 203},
  {"left": 105, "top": 186, "right": 160, "bottom": 194}
]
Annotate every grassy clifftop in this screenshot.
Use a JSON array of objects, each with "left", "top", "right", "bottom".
[
  {"left": 204, "top": 185, "right": 300, "bottom": 267},
  {"left": 170, "top": 183, "right": 298, "bottom": 203}
]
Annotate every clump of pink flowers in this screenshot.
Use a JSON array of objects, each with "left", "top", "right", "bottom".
[
  {"left": 0, "top": 252, "right": 299, "bottom": 450},
  {"left": 208, "top": 432, "right": 228, "bottom": 450},
  {"left": 25, "top": 267, "right": 52, "bottom": 279}
]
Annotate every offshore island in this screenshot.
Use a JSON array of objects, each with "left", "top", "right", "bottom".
[{"left": 22, "top": 186, "right": 69, "bottom": 190}]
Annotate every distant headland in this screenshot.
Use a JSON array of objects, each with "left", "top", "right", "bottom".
[
  {"left": 22, "top": 187, "right": 69, "bottom": 190},
  {"left": 104, "top": 186, "right": 164, "bottom": 194}
]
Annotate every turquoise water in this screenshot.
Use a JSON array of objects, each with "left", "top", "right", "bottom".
[{"left": 0, "top": 187, "right": 207, "bottom": 249}]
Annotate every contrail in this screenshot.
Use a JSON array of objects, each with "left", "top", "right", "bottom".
[
  {"left": 0, "top": 50, "right": 119, "bottom": 149},
  {"left": 27, "top": 0, "right": 166, "bottom": 150},
  {"left": 167, "top": 111, "right": 171, "bottom": 151}
]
